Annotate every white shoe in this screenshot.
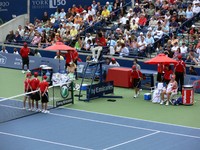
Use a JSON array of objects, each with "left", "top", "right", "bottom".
[
  {"left": 45, "top": 110, "right": 50, "bottom": 113},
  {"left": 27, "top": 108, "right": 31, "bottom": 111},
  {"left": 41, "top": 110, "right": 45, "bottom": 113},
  {"left": 22, "top": 107, "right": 26, "bottom": 110},
  {"left": 160, "top": 100, "right": 164, "bottom": 105},
  {"left": 165, "top": 101, "right": 169, "bottom": 106},
  {"left": 22, "top": 70, "right": 25, "bottom": 74},
  {"left": 139, "top": 89, "right": 142, "bottom": 91},
  {"left": 134, "top": 95, "right": 137, "bottom": 98}
]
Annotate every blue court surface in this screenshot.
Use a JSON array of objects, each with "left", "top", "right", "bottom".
[{"left": 0, "top": 101, "right": 200, "bottom": 150}]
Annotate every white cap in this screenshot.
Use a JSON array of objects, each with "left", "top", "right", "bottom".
[
  {"left": 61, "top": 18, "right": 64, "bottom": 21},
  {"left": 192, "top": 25, "right": 196, "bottom": 27},
  {"left": 129, "top": 8, "right": 133, "bottom": 11},
  {"left": 76, "top": 13, "right": 80, "bottom": 16},
  {"left": 140, "top": 32, "right": 143, "bottom": 35},
  {"left": 83, "top": 10, "right": 87, "bottom": 13},
  {"left": 106, "top": 1, "right": 109, "bottom": 4},
  {"left": 116, "top": 28, "right": 121, "bottom": 31},
  {"left": 148, "top": 27, "right": 152, "bottom": 30},
  {"left": 135, "top": 3, "right": 138, "bottom": 5}
]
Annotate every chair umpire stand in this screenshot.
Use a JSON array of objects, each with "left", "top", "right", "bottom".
[{"left": 78, "top": 60, "right": 122, "bottom": 101}]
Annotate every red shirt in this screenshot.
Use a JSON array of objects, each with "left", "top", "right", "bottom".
[
  {"left": 138, "top": 17, "right": 147, "bottom": 26},
  {"left": 131, "top": 70, "right": 143, "bottom": 79},
  {"left": 96, "top": 37, "right": 107, "bottom": 46},
  {"left": 73, "top": 50, "right": 79, "bottom": 61},
  {"left": 157, "top": 64, "right": 164, "bottom": 73},
  {"left": 65, "top": 52, "right": 74, "bottom": 64},
  {"left": 24, "top": 78, "right": 31, "bottom": 91},
  {"left": 174, "top": 60, "right": 186, "bottom": 73},
  {"left": 20, "top": 47, "right": 30, "bottom": 58},
  {"left": 39, "top": 81, "right": 49, "bottom": 93},
  {"left": 164, "top": 69, "right": 173, "bottom": 80},
  {"left": 30, "top": 78, "right": 40, "bottom": 90}
]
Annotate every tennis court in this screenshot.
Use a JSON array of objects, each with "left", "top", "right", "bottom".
[
  {"left": 1, "top": 68, "right": 200, "bottom": 149},
  {"left": 0, "top": 98, "right": 200, "bottom": 150}
]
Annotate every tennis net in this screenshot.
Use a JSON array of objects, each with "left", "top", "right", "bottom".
[{"left": 0, "top": 82, "right": 74, "bottom": 123}]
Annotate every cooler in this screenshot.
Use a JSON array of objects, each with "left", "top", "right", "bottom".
[
  {"left": 144, "top": 93, "right": 151, "bottom": 101},
  {"left": 182, "top": 85, "right": 194, "bottom": 105}
]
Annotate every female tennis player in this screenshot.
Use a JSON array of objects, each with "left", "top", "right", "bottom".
[
  {"left": 23, "top": 72, "right": 32, "bottom": 110},
  {"left": 39, "top": 75, "right": 49, "bottom": 113}
]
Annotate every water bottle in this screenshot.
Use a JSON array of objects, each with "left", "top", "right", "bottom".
[{"left": 46, "top": 70, "right": 50, "bottom": 82}]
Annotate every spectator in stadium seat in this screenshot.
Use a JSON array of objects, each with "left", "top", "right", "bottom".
[
  {"left": 114, "top": 40, "right": 122, "bottom": 54},
  {"left": 36, "top": 23, "right": 44, "bottom": 34},
  {"left": 109, "top": 58, "right": 120, "bottom": 66},
  {"left": 88, "top": 6, "right": 96, "bottom": 16},
  {"left": 130, "top": 19, "right": 139, "bottom": 32},
  {"left": 138, "top": 36, "right": 147, "bottom": 57},
  {"left": 119, "top": 42, "right": 129, "bottom": 57},
  {"left": 192, "top": 2, "right": 200, "bottom": 15},
  {"left": 169, "top": 17, "right": 179, "bottom": 33},
  {"left": 83, "top": 39, "right": 92, "bottom": 51},
  {"left": 0, "top": 46, "right": 8, "bottom": 53},
  {"left": 13, "top": 48, "right": 19, "bottom": 55},
  {"left": 5, "top": 30, "right": 15, "bottom": 43},
  {"left": 171, "top": 42, "right": 179, "bottom": 53},
  {"left": 17, "top": 25, "right": 24, "bottom": 37},
  {"left": 137, "top": 32, "right": 145, "bottom": 43},
  {"left": 101, "top": 6, "right": 110, "bottom": 19},
  {"left": 149, "top": 17, "right": 158, "bottom": 29},
  {"left": 189, "top": 66, "right": 198, "bottom": 75},
  {"left": 74, "top": 37, "right": 83, "bottom": 50},
  {"left": 70, "top": 25, "right": 78, "bottom": 38},
  {"left": 91, "top": 0, "right": 97, "bottom": 11},
  {"left": 145, "top": 33, "right": 155, "bottom": 57},
  {"left": 138, "top": 14, "right": 147, "bottom": 29},
  {"left": 74, "top": 13, "right": 83, "bottom": 25},
  {"left": 180, "top": 42, "right": 188, "bottom": 57},
  {"left": 107, "top": 36, "right": 117, "bottom": 55},
  {"left": 188, "top": 25, "right": 198, "bottom": 35},
  {"left": 54, "top": 51, "right": 64, "bottom": 60},
  {"left": 42, "top": 11, "right": 49, "bottom": 23},
  {"left": 186, "top": 49, "right": 199, "bottom": 65},
  {"left": 13, "top": 31, "right": 22, "bottom": 43},
  {"left": 106, "top": 1, "right": 112, "bottom": 12},
  {"left": 59, "top": 8, "right": 66, "bottom": 19},
  {"left": 31, "top": 32, "right": 41, "bottom": 47},
  {"left": 185, "top": 5, "right": 194, "bottom": 20},
  {"left": 133, "top": 3, "right": 142, "bottom": 14}
]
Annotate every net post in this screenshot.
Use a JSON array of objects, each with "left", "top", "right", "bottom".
[
  {"left": 53, "top": 85, "right": 55, "bottom": 108},
  {"left": 71, "top": 82, "right": 74, "bottom": 104}
]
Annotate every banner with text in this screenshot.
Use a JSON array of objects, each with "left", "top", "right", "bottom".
[
  {"left": 0, "top": 0, "right": 27, "bottom": 21},
  {"left": 0, "top": 53, "right": 65, "bottom": 72}
]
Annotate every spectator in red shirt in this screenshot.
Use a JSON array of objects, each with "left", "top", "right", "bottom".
[
  {"left": 23, "top": 72, "right": 32, "bottom": 110},
  {"left": 91, "top": 32, "right": 107, "bottom": 62},
  {"left": 39, "top": 75, "right": 49, "bottom": 113},
  {"left": 130, "top": 65, "right": 143, "bottom": 98},
  {"left": 30, "top": 72, "right": 40, "bottom": 111},
  {"left": 163, "top": 65, "right": 173, "bottom": 85},
  {"left": 174, "top": 54, "right": 186, "bottom": 93},
  {"left": 20, "top": 42, "right": 30, "bottom": 74},
  {"left": 138, "top": 14, "right": 147, "bottom": 28}
]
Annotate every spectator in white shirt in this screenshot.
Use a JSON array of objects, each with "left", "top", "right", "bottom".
[
  {"left": 17, "top": 25, "right": 24, "bottom": 37},
  {"left": 109, "top": 58, "right": 120, "bottom": 66},
  {"left": 1, "top": 46, "right": 8, "bottom": 53},
  {"left": 192, "top": 2, "right": 200, "bottom": 14},
  {"left": 171, "top": 42, "right": 179, "bottom": 52},
  {"left": 180, "top": 42, "right": 188, "bottom": 57},
  {"left": 138, "top": 36, "right": 147, "bottom": 57},
  {"left": 13, "top": 48, "right": 19, "bottom": 55},
  {"left": 59, "top": 8, "right": 66, "bottom": 19}
]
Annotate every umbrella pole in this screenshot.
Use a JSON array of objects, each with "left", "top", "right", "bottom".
[{"left": 59, "top": 50, "right": 60, "bottom": 73}]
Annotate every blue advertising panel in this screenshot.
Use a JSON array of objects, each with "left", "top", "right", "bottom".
[
  {"left": 30, "top": 0, "right": 114, "bottom": 23},
  {"left": 0, "top": 0, "right": 27, "bottom": 22},
  {"left": 0, "top": 53, "right": 65, "bottom": 72},
  {"left": 87, "top": 81, "right": 114, "bottom": 99}
]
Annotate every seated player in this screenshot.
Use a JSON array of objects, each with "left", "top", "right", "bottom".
[
  {"left": 160, "top": 75, "right": 178, "bottom": 106},
  {"left": 30, "top": 72, "right": 40, "bottom": 111},
  {"left": 23, "top": 72, "right": 32, "bottom": 110},
  {"left": 130, "top": 65, "right": 143, "bottom": 98},
  {"left": 39, "top": 75, "right": 49, "bottom": 113},
  {"left": 67, "top": 62, "right": 77, "bottom": 81}
]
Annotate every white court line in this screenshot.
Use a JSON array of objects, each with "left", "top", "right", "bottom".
[
  {"left": 1, "top": 97, "right": 200, "bottom": 130},
  {"left": 49, "top": 112, "right": 200, "bottom": 139},
  {"left": 103, "top": 131, "right": 160, "bottom": 150},
  {"left": 0, "top": 131, "right": 93, "bottom": 150},
  {"left": 1, "top": 102, "right": 200, "bottom": 140},
  {"left": 64, "top": 108, "right": 200, "bottom": 130}
]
